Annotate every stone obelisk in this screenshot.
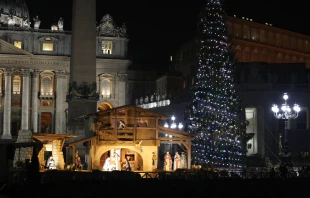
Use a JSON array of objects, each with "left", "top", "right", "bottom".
[{"left": 67, "top": 0, "right": 98, "bottom": 137}]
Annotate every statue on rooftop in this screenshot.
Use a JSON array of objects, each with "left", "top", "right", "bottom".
[
  {"left": 8, "top": 14, "right": 14, "bottom": 27},
  {"left": 33, "top": 15, "right": 41, "bottom": 30},
  {"left": 120, "top": 23, "right": 127, "bottom": 36},
  {"left": 23, "top": 16, "right": 31, "bottom": 29},
  {"left": 58, "top": 17, "right": 64, "bottom": 31}
]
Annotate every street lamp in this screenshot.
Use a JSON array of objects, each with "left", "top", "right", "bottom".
[
  {"left": 271, "top": 93, "right": 300, "bottom": 165},
  {"left": 170, "top": 115, "right": 176, "bottom": 129},
  {"left": 178, "top": 123, "right": 183, "bottom": 130},
  {"left": 163, "top": 115, "right": 183, "bottom": 130}
]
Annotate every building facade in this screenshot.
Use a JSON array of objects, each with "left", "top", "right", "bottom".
[{"left": 0, "top": 1, "right": 131, "bottom": 139}]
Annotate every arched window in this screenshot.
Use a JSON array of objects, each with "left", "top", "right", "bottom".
[
  {"left": 101, "top": 79, "right": 111, "bottom": 98},
  {"left": 261, "top": 50, "right": 268, "bottom": 63},
  {"left": 235, "top": 45, "right": 242, "bottom": 61},
  {"left": 13, "top": 76, "right": 21, "bottom": 94},
  {"left": 42, "top": 77, "right": 52, "bottom": 95},
  {"left": 40, "top": 71, "right": 54, "bottom": 97},
  {"left": 244, "top": 47, "right": 250, "bottom": 62}
]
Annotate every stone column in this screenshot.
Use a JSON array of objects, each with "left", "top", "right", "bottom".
[
  {"left": 21, "top": 69, "right": 30, "bottom": 130},
  {"left": 2, "top": 69, "right": 12, "bottom": 139},
  {"left": 118, "top": 73, "right": 127, "bottom": 106},
  {"left": 70, "top": 0, "right": 96, "bottom": 84},
  {"left": 31, "top": 69, "right": 40, "bottom": 132},
  {"left": 55, "top": 70, "right": 66, "bottom": 134},
  {"left": 97, "top": 76, "right": 100, "bottom": 96},
  {"left": 52, "top": 139, "right": 65, "bottom": 170},
  {"left": 38, "top": 112, "right": 41, "bottom": 133},
  {"left": 51, "top": 112, "right": 55, "bottom": 133},
  {"left": 68, "top": 0, "right": 97, "bottom": 127},
  {"left": 0, "top": 72, "right": 3, "bottom": 136}
]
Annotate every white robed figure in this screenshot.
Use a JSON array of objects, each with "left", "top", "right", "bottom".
[
  {"left": 102, "top": 157, "right": 111, "bottom": 171},
  {"left": 180, "top": 152, "right": 187, "bottom": 168},
  {"left": 47, "top": 156, "right": 56, "bottom": 170},
  {"left": 173, "top": 152, "right": 181, "bottom": 170},
  {"left": 102, "top": 149, "right": 121, "bottom": 171}
]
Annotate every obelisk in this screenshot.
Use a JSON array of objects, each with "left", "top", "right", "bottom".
[{"left": 67, "top": 0, "right": 98, "bottom": 137}]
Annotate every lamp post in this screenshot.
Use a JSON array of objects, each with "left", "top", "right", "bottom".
[
  {"left": 271, "top": 93, "right": 300, "bottom": 165},
  {"left": 164, "top": 115, "right": 183, "bottom": 130},
  {"left": 171, "top": 115, "right": 176, "bottom": 129}
]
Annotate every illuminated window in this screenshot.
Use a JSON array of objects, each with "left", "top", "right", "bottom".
[
  {"left": 42, "top": 101, "right": 51, "bottom": 106},
  {"left": 42, "top": 43, "right": 54, "bottom": 51},
  {"left": 42, "top": 77, "right": 51, "bottom": 95},
  {"left": 102, "top": 41, "right": 112, "bottom": 54},
  {"left": 13, "top": 76, "right": 21, "bottom": 94},
  {"left": 14, "top": 41, "right": 22, "bottom": 49},
  {"left": 251, "top": 28, "right": 258, "bottom": 40},
  {"left": 245, "top": 108, "right": 258, "bottom": 156},
  {"left": 12, "top": 100, "right": 20, "bottom": 106},
  {"left": 45, "top": 37, "right": 51, "bottom": 41},
  {"left": 101, "top": 79, "right": 111, "bottom": 98}
]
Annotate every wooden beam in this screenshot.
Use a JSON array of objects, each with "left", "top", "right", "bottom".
[
  {"left": 160, "top": 140, "right": 182, "bottom": 144},
  {"left": 159, "top": 137, "right": 192, "bottom": 141},
  {"left": 181, "top": 142, "right": 189, "bottom": 150},
  {"left": 157, "top": 126, "right": 195, "bottom": 139},
  {"left": 187, "top": 139, "right": 191, "bottom": 169},
  {"left": 134, "top": 106, "right": 136, "bottom": 141},
  {"left": 127, "top": 116, "right": 157, "bottom": 119},
  {"left": 66, "top": 136, "right": 97, "bottom": 146},
  {"left": 128, "top": 127, "right": 157, "bottom": 130}
]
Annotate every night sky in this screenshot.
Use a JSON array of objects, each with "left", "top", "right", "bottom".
[{"left": 25, "top": 0, "right": 308, "bottom": 70}]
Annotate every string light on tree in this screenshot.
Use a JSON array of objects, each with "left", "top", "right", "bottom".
[{"left": 184, "top": 0, "right": 246, "bottom": 169}]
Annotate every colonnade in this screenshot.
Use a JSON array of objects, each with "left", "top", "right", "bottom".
[{"left": 1, "top": 68, "right": 67, "bottom": 139}]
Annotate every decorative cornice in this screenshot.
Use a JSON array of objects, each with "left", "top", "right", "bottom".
[
  {"left": 31, "top": 69, "right": 40, "bottom": 78},
  {"left": 118, "top": 73, "right": 127, "bottom": 82},
  {"left": 0, "top": 58, "right": 70, "bottom": 67},
  {"left": 55, "top": 70, "right": 67, "bottom": 79},
  {"left": 21, "top": 69, "right": 30, "bottom": 77},
  {"left": 4, "top": 68, "right": 12, "bottom": 76}
]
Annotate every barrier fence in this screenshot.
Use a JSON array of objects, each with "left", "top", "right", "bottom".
[{"left": 5, "top": 170, "right": 310, "bottom": 184}]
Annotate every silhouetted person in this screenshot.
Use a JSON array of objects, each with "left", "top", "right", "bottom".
[
  {"left": 269, "top": 167, "right": 275, "bottom": 179},
  {"left": 306, "top": 165, "right": 310, "bottom": 177},
  {"left": 26, "top": 147, "right": 41, "bottom": 184},
  {"left": 279, "top": 164, "right": 288, "bottom": 179}
]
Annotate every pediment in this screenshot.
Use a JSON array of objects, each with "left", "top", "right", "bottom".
[{"left": 0, "top": 39, "right": 32, "bottom": 55}]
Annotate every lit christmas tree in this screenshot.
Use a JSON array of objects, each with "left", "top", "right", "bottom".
[{"left": 185, "top": 0, "right": 246, "bottom": 169}]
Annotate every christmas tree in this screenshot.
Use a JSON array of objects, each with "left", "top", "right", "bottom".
[{"left": 185, "top": 0, "right": 246, "bottom": 169}]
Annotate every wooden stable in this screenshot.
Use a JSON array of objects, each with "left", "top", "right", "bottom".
[
  {"left": 68, "top": 105, "right": 195, "bottom": 171},
  {"left": 33, "top": 134, "right": 77, "bottom": 170}
]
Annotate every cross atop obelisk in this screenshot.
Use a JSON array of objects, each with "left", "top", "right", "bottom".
[{"left": 67, "top": 0, "right": 98, "bottom": 136}]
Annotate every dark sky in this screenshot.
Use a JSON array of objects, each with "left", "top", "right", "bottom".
[{"left": 25, "top": 0, "right": 309, "bottom": 70}]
